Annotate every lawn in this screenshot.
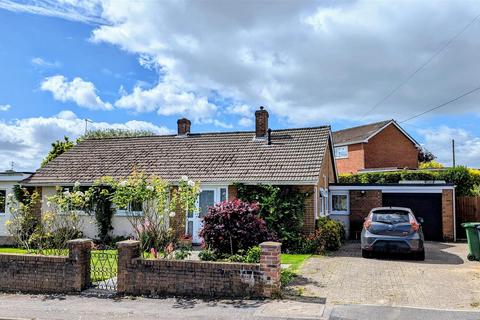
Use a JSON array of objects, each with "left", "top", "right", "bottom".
[{"left": 280, "top": 254, "right": 311, "bottom": 287}]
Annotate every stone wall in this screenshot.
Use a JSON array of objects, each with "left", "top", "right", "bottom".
[
  {"left": 0, "top": 239, "right": 91, "bottom": 294},
  {"left": 442, "top": 189, "right": 455, "bottom": 241},
  {"left": 117, "top": 240, "right": 281, "bottom": 298}
]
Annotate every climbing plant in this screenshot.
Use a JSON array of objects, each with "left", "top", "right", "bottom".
[{"left": 235, "top": 184, "right": 308, "bottom": 251}]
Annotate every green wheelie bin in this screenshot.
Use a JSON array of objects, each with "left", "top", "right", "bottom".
[{"left": 462, "top": 222, "right": 480, "bottom": 261}]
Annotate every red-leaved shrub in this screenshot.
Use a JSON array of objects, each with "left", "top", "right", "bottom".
[{"left": 199, "top": 199, "right": 271, "bottom": 254}]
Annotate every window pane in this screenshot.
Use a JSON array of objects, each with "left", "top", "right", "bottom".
[
  {"left": 0, "top": 190, "right": 5, "bottom": 213},
  {"left": 130, "top": 201, "right": 143, "bottom": 212},
  {"left": 332, "top": 195, "right": 348, "bottom": 211},
  {"left": 220, "top": 188, "right": 227, "bottom": 202},
  {"left": 334, "top": 146, "right": 348, "bottom": 159},
  {"left": 199, "top": 190, "right": 215, "bottom": 218},
  {"left": 187, "top": 221, "right": 193, "bottom": 236}
]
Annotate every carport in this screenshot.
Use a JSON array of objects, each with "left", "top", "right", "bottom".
[{"left": 328, "top": 183, "right": 456, "bottom": 241}]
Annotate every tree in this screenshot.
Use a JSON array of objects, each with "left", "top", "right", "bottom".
[
  {"left": 41, "top": 137, "right": 75, "bottom": 167},
  {"left": 418, "top": 147, "right": 436, "bottom": 163},
  {"left": 81, "top": 128, "right": 155, "bottom": 140}
]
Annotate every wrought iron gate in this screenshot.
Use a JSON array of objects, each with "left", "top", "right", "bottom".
[{"left": 90, "top": 248, "right": 118, "bottom": 291}]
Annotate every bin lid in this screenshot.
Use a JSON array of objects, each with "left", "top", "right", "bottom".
[{"left": 462, "top": 222, "right": 480, "bottom": 228}]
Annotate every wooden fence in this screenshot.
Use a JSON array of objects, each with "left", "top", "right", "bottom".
[{"left": 456, "top": 197, "right": 480, "bottom": 239}]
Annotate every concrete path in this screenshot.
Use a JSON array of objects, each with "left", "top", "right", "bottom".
[
  {"left": 290, "top": 241, "right": 480, "bottom": 310},
  {"left": 328, "top": 304, "right": 480, "bottom": 320}
]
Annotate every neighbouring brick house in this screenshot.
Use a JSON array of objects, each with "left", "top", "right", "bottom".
[
  {"left": 21, "top": 107, "right": 337, "bottom": 244},
  {"left": 333, "top": 120, "right": 420, "bottom": 174}
]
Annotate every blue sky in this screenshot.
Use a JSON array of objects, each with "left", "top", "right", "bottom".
[{"left": 1, "top": 0, "right": 480, "bottom": 171}]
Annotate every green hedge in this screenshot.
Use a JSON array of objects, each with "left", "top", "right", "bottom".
[{"left": 338, "top": 166, "right": 479, "bottom": 197}]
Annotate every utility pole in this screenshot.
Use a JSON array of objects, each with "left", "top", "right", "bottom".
[
  {"left": 452, "top": 139, "right": 456, "bottom": 167},
  {"left": 84, "top": 119, "right": 93, "bottom": 135}
]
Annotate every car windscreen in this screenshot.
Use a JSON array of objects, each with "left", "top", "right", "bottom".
[{"left": 371, "top": 210, "right": 410, "bottom": 224}]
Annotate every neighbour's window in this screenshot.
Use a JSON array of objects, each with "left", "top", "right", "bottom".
[
  {"left": 334, "top": 146, "right": 348, "bottom": 159},
  {"left": 332, "top": 194, "right": 348, "bottom": 211},
  {"left": 0, "top": 190, "right": 5, "bottom": 214}
]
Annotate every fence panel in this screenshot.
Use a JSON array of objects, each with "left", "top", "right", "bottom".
[{"left": 456, "top": 197, "right": 480, "bottom": 239}]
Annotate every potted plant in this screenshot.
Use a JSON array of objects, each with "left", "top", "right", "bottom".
[{"left": 178, "top": 234, "right": 192, "bottom": 247}]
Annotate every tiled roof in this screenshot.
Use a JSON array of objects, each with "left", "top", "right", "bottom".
[
  {"left": 333, "top": 120, "right": 392, "bottom": 145},
  {"left": 24, "top": 126, "right": 332, "bottom": 185}
]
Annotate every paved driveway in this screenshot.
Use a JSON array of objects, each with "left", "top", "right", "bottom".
[{"left": 290, "top": 242, "right": 480, "bottom": 310}]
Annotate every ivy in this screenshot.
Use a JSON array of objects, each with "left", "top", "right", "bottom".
[
  {"left": 235, "top": 183, "right": 308, "bottom": 251},
  {"left": 84, "top": 186, "right": 114, "bottom": 244}
]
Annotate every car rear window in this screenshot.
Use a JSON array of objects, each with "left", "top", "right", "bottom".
[{"left": 371, "top": 210, "right": 410, "bottom": 224}]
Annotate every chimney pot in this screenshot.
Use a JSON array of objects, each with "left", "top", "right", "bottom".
[
  {"left": 255, "top": 106, "right": 269, "bottom": 139},
  {"left": 177, "top": 118, "right": 191, "bottom": 136}
]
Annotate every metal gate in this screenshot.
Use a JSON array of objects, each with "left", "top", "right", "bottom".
[{"left": 90, "top": 248, "right": 118, "bottom": 291}]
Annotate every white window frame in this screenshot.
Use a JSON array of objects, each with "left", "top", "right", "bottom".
[
  {"left": 186, "top": 186, "right": 228, "bottom": 243},
  {"left": 330, "top": 190, "right": 349, "bottom": 215},
  {"left": 334, "top": 146, "right": 349, "bottom": 159},
  {"left": 318, "top": 188, "right": 329, "bottom": 217}
]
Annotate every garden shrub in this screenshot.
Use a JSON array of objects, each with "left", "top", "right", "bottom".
[
  {"left": 199, "top": 248, "right": 217, "bottom": 261},
  {"left": 199, "top": 200, "right": 271, "bottom": 255},
  {"left": 302, "top": 217, "right": 343, "bottom": 254},
  {"left": 244, "top": 246, "right": 261, "bottom": 263},
  {"left": 235, "top": 184, "right": 307, "bottom": 251},
  {"left": 339, "top": 166, "right": 480, "bottom": 196}
]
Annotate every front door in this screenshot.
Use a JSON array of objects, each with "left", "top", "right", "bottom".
[{"left": 186, "top": 187, "right": 228, "bottom": 244}]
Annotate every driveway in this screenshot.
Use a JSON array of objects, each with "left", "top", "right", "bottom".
[{"left": 290, "top": 242, "right": 480, "bottom": 310}]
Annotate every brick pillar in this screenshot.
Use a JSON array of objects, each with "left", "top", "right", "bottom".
[
  {"left": 67, "top": 238, "right": 92, "bottom": 291},
  {"left": 442, "top": 189, "right": 455, "bottom": 241},
  {"left": 117, "top": 240, "right": 141, "bottom": 294},
  {"left": 259, "top": 241, "right": 281, "bottom": 297}
]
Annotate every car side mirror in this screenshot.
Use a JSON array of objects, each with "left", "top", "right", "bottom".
[{"left": 418, "top": 217, "right": 424, "bottom": 224}]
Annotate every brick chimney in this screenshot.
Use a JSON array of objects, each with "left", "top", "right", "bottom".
[
  {"left": 177, "top": 118, "right": 191, "bottom": 136},
  {"left": 255, "top": 106, "right": 269, "bottom": 139}
]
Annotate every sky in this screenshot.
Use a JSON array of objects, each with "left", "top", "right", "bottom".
[{"left": 0, "top": 0, "right": 480, "bottom": 171}]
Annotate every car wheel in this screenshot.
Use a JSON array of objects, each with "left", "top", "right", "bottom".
[
  {"left": 362, "top": 249, "right": 373, "bottom": 259},
  {"left": 413, "top": 250, "right": 425, "bottom": 261}
]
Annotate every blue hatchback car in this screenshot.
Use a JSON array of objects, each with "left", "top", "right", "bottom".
[{"left": 361, "top": 207, "right": 425, "bottom": 260}]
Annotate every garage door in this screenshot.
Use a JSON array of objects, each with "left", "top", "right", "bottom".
[{"left": 382, "top": 193, "right": 443, "bottom": 241}]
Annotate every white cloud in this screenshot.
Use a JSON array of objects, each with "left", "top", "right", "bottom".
[
  {"left": 0, "top": 104, "right": 11, "bottom": 111},
  {"left": 238, "top": 117, "right": 253, "bottom": 127},
  {"left": 0, "top": 110, "right": 172, "bottom": 171},
  {"left": 418, "top": 126, "right": 480, "bottom": 168},
  {"left": 4, "top": 1, "right": 480, "bottom": 126},
  {"left": 115, "top": 73, "right": 217, "bottom": 121},
  {"left": 41, "top": 75, "right": 113, "bottom": 110},
  {"left": 31, "top": 57, "right": 61, "bottom": 68},
  {"left": 0, "top": 0, "right": 105, "bottom": 24}
]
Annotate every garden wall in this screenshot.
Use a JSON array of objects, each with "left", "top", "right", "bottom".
[
  {"left": 0, "top": 239, "right": 91, "bottom": 294},
  {"left": 117, "top": 241, "right": 281, "bottom": 298}
]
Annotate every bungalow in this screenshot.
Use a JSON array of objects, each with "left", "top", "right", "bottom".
[
  {"left": 333, "top": 120, "right": 420, "bottom": 174},
  {"left": 21, "top": 107, "right": 337, "bottom": 243}
]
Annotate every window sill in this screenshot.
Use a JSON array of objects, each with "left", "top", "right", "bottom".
[{"left": 330, "top": 211, "right": 350, "bottom": 216}]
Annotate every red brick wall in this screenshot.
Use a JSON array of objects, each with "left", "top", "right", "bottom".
[
  {"left": 349, "top": 190, "right": 382, "bottom": 239},
  {"left": 117, "top": 240, "right": 281, "bottom": 298},
  {"left": 336, "top": 143, "right": 365, "bottom": 174},
  {"left": 442, "top": 189, "right": 455, "bottom": 241},
  {"left": 0, "top": 239, "right": 91, "bottom": 294},
  {"left": 297, "top": 185, "right": 315, "bottom": 234},
  {"left": 364, "top": 124, "right": 419, "bottom": 170}
]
